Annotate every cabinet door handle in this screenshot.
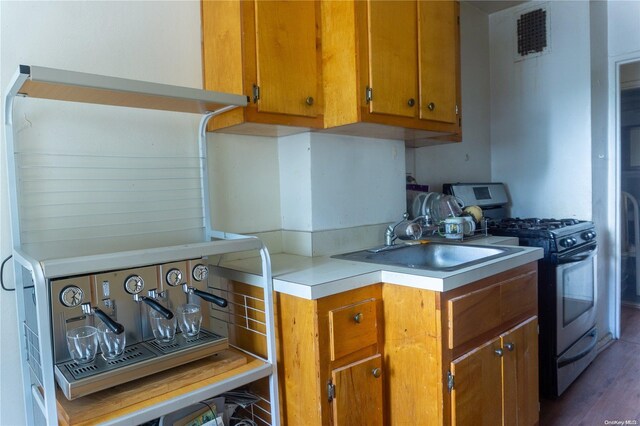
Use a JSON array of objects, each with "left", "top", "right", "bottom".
[
  {"left": 407, "top": 98, "right": 416, "bottom": 107},
  {"left": 353, "top": 312, "right": 363, "bottom": 323},
  {"left": 505, "top": 342, "right": 515, "bottom": 351},
  {"left": 372, "top": 368, "right": 381, "bottom": 378},
  {"left": 495, "top": 348, "right": 504, "bottom": 357},
  {"left": 306, "top": 96, "right": 314, "bottom": 106},
  {"left": 427, "top": 102, "right": 436, "bottom": 111}
]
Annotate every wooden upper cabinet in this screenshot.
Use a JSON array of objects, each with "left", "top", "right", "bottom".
[
  {"left": 201, "top": 0, "right": 323, "bottom": 134},
  {"left": 355, "top": 0, "right": 461, "bottom": 141},
  {"left": 367, "top": 1, "right": 418, "bottom": 118},
  {"left": 201, "top": 0, "right": 461, "bottom": 142},
  {"left": 254, "top": 1, "right": 320, "bottom": 117},
  {"left": 419, "top": 0, "right": 460, "bottom": 124}
]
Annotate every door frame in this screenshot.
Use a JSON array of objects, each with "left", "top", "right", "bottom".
[{"left": 609, "top": 51, "right": 640, "bottom": 339}]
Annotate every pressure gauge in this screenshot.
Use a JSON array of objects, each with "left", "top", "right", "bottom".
[
  {"left": 192, "top": 264, "right": 208, "bottom": 282},
  {"left": 60, "top": 285, "right": 84, "bottom": 308},
  {"left": 165, "top": 268, "right": 183, "bottom": 287},
  {"left": 124, "top": 275, "right": 145, "bottom": 295}
]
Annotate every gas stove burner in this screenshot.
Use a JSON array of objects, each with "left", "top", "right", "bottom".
[{"left": 491, "top": 217, "right": 585, "bottom": 231}]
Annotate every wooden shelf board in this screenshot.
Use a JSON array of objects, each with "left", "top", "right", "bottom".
[
  {"left": 14, "top": 65, "right": 247, "bottom": 115},
  {"left": 56, "top": 348, "right": 268, "bottom": 426}
]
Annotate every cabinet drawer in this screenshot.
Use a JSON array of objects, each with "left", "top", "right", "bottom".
[
  {"left": 448, "top": 271, "right": 537, "bottom": 350},
  {"left": 329, "top": 299, "right": 378, "bottom": 361}
]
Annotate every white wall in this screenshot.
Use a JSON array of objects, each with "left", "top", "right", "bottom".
[
  {"left": 309, "top": 134, "right": 405, "bottom": 230},
  {"left": 208, "top": 133, "right": 281, "bottom": 234},
  {"left": 490, "top": 1, "right": 592, "bottom": 219},
  {"left": 412, "top": 2, "right": 492, "bottom": 193},
  {"left": 0, "top": 1, "right": 203, "bottom": 423},
  {"left": 608, "top": 1, "right": 640, "bottom": 59}
]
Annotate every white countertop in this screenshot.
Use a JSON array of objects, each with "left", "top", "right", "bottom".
[{"left": 211, "top": 235, "right": 542, "bottom": 300}]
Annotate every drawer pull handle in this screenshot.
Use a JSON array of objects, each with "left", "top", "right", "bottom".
[
  {"left": 353, "top": 312, "right": 363, "bottom": 324},
  {"left": 306, "top": 96, "right": 314, "bottom": 106},
  {"left": 427, "top": 102, "right": 436, "bottom": 111},
  {"left": 407, "top": 98, "right": 416, "bottom": 107},
  {"left": 495, "top": 348, "right": 504, "bottom": 357},
  {"left": 505, "top": 343, "right": 515, "bottom": 351},
  {"left": 372, "top": 368, "right": 381, "bottom": 378}
]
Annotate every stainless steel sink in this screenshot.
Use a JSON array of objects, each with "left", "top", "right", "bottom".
[{"left": 332, "top": 242, "right": 522, "bottom": 272}]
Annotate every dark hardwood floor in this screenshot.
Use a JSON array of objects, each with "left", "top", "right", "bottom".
[{"left": 539, "top": 306, "right": 640, "bottom": 425}]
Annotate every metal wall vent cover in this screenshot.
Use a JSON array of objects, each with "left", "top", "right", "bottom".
[{"left": 514, "top": 6, "right": 550, "bottom": 61}]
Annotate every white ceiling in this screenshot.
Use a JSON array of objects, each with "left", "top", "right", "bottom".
[{"left": 464, "top": 1, "right": 528, "bottom": 14}]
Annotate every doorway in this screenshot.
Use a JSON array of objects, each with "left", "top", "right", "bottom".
[{"left": 620, "top": 61, "right": 640, "bottom": 309}]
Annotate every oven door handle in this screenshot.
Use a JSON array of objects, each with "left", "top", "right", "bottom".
[
  {"left": 557, "top": 246, "right": 597, "bottom": 265},
  {"left": 557, "top": 328, "right": 597, "bottom": 368}
]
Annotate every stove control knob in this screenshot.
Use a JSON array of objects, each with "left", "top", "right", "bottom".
[
  {"left": 582, "top": 231, "right": 596, "bottom": 241},
  {"left": 561, "top": 237, "right": 577, "bottom": 248}
]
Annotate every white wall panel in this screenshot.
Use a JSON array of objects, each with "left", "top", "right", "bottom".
[
  {"left": 309, "top": 134, "right": 405, "bottom": 230},
  {"left": 490, "top": 1, "right": 592, "bottom": 219}
]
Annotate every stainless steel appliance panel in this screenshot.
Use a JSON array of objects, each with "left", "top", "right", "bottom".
[
  {"left": 555, "top": 245, "right": 597, "bottom": 354},
  {"left": 50, "top": 276, "right": 94, "bottom": 363},
  {"left": 93, "top": 265, "right": 158, "bottom": 347}
]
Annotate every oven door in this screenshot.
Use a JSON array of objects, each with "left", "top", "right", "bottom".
[{"left": 555, "top": 242, "right": 597, "bottom": 354}]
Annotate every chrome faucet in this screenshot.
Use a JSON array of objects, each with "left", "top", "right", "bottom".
[{"left": 384, "top": 213, "right": 408, "bottom": 246}]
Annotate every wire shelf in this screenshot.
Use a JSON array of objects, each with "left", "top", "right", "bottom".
[{"left": 23, "top": 322, "right": 43, "bottom": 388}]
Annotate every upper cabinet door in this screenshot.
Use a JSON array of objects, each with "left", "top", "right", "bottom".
[
  {"left": 419, "top": 0, "right": 459, "bottom": 124},
  {"left": 254, "top": 0, "right": 320, "bottom": 117},
  {"left": 367, "top": 0, "right": 418, "bottom": 118}
]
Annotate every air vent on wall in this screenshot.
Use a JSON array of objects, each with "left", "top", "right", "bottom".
[{"left": 514, "top": 5, "right": 550, "bottom": 61}]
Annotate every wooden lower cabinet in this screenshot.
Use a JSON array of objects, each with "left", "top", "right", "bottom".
[
  {"left": 274, "top": 262, "right": 539, "bottom": 426},
  {"left": 276, "top": 285, "right": 384, "bottom": 425},
  {"left": 451, "top": 317, "right": 539, "bottom": 426},
  {"left": 331, "top": 354, "right": 384, "bottom": 425}
]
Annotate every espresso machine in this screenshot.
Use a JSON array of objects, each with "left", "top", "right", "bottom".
[{"left": 50, "top": 258, "right": 229, "bottom": 400}]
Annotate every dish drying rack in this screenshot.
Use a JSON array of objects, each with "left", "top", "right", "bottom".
[{"left": 4, "top": 65, "right": 280, "bottom": 425}]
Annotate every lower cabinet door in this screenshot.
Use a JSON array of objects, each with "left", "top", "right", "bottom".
[
  {"left": 331, "top": 354, "right": 384, "bottom": 425},
  {"left": 450, "top": 336, "right": 503, "bottom": 425},
  {"left": 502, "top": 317, "right": 539, "bottom": 426}
]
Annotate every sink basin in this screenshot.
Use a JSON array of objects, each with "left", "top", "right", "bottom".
[{"left": 332, "top": 242, "right": 522, "bottom": 272}]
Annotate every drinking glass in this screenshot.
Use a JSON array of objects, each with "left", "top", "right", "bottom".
[
  {"left": 97, "top": 322, "right": 126, "bottom": 360},
  {"left": 149, "top": 309, "right": 177, "bottom": 343},
  {"left": 66, "top": 326, "right": 99, "bottom": 364},
  {"left": 176, "top": 303, "right": 203, "bottom": 337}
]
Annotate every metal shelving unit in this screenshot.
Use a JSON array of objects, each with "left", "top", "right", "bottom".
[{"left": 4, "top": 65, "right": 279, "bottom": 425}]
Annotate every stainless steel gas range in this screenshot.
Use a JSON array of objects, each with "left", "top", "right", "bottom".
[{"left": 445, "top": 183, "right": 598, "bottom": 398}]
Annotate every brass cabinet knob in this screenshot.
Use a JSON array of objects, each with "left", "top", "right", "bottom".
[
  {"left": 427, "top": 102, "right": 435, "bottom": 111},
  {"left": 353, "top": 312, "right": 363, "bottom": 324},
  {"left": 306, "top": 96, "right": 314, "bottom": 106},
  {"left": 495, "top": 348, "right": 504, "bottom": 357},
  {"left": 372, "top": 368, "right": 381, "bottom": 378},
  {"left": 505, "top": 343, "right": 515, "bottom": 351},
  {"left": 408, "top": 98, "right": 416, "bottom": 107}
]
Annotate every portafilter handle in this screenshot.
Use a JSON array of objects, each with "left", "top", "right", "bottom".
[
  {"left": 182, "top": 284, "right": 228, "bottom": 308},
  {"left": 81, "top": 303, "right": 125, "bottom": 334},
  {"left": 133, "top": 293, "right": 174, "bottom": 320}
]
